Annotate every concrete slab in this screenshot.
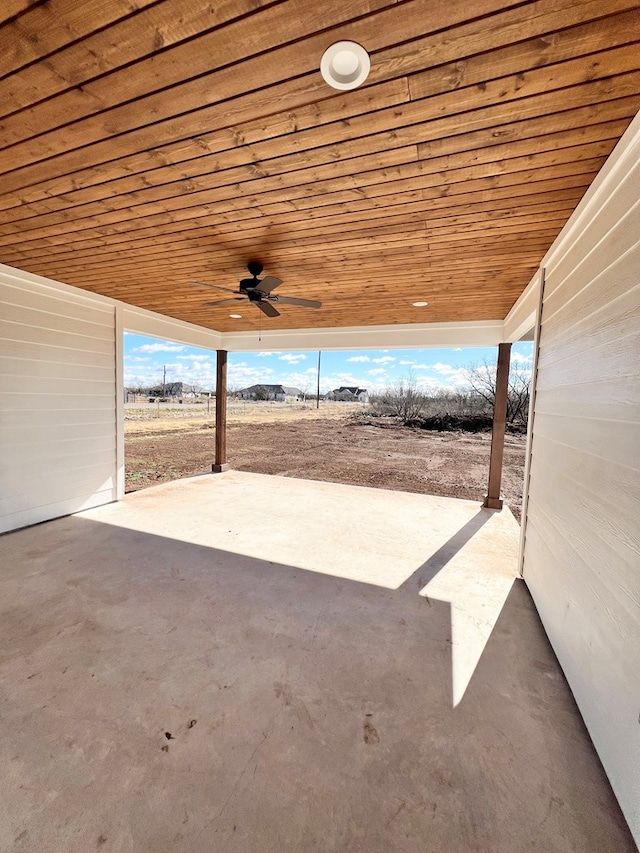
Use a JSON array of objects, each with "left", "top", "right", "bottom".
[{"left": 0, "top": 473, "right": 634, "bottom": 852}]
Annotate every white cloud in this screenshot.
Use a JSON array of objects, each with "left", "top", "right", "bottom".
[
  {"left": 372, "top": 356, "right": 396, "bottom": 364},
  {"left": 228, "top": 363, "right": 276, "bottom": 388},
  {"left": 399, "top": 360, "right": 415, "bottom": 366},
  {"left": 431, "top": 362, "right": 457, "bottom": 374},
  {"left": 135, "top": 342, "right": 185, "bottom": 354},
  {"left": 305, "top": 367, "right": 317, "bottom": 374},
  {"left": 278, "top": 371, "right": 314, "bottom": 389},
  {"left": 347, "top": 355, "right": 370, "bottom": 362},
  {"left": 412, "top": 362, "right": 461, "bottom": 376},
  {"left": 256, "top": 352, "right": 274, "bottom": 357},
  {"left": 367, "top": 368, "right": 386, "bottom": 375},
  {"left": 279, "top": 353, "right": 307, "bottom": 363},
  {"left": 176, "top": 354, "right": 211, "bottom": 362}
]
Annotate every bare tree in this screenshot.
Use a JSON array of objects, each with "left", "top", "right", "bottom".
[
  {"left": 464, "top": 359, "right": 531, "bottom": 426},
  {"left": 370, "top": 374, "right": 427, "bottom": 424}
]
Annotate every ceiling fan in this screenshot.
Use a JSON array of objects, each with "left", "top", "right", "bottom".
[{"left": 189, "top": 261, "right": 322, "bottom": 317}]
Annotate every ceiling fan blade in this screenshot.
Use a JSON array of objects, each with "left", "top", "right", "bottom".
[
  {"left": 189, "top": 280, "right": 238, "bottom": 294},
  {"left": 273, "top": 296, "right": 322, "bottom": 308},
  {"left": 204, "top": 297, "right": 246, "bottom": 306},
  {"left": 257, "top": 275, "right": 282, "bottom": 294},
  {"left": 256, "top": 300, "right": 280, "bottom": 317}
]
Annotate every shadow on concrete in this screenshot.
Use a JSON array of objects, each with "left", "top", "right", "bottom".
[
  {"left": 0, "top": 512, "right": 635, "bottom": 853},
  {"left": 399, "top": 508, "right": 495, "bottom": 592}
]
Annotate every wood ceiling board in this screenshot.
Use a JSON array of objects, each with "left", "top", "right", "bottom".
[
  {"left": 0, "top": 174, "right": 597, "bottom": 268},
  {"left": 0, "top": 174, "right": 597, "bottom": 256},
  {"left": 2, "top": 93, "right": 632, "bottom": 251},
  {"left": 0, "top": 0, "right": 40, "bottom": 27},
  {"left": 0, "top": 0, "right": 159, "bottom": 76},
  {"left": 2, "top": 0, "right": 633, "bottom": 158},
  {"left": 1, "top": 0, "right": 638, "bottom": 333},
  {"left": 1, "top": 101, "right": 616, "bottom": 230},
  {"left": 2, "top": 134, "right": 608, "bottom": 252},
  {"left": 1, "top": 77, "right": 634, "bottom": 226},
  {"left": 0, "top": 0, "right": 515, "bottom": 145},
  {"left": 2, "top": 190, "right": 585, "bottom": 268},
  {"left": 38, "top": 245, "right": 557, "bottom": 295},
  {"left": 21, "top": 207, "right": 573, "bottom": 272},
  {"left": 1, "top": 0, "right": 278, "bottom": 112},
  {"left": 0, "top": 151, "right": 604, "bottom": 250},
  {"left": 5, "top": 199, "right": 578, "bottom": 269},
  {"left": 0, "top": 93, "right": 623, "bottom": 228},
  {"left": 3, "top": 42, "right": 636, "bottom": 193},
  {"left": 0, "top": 107, "right": 626, "bottom": 221},
  {"left": 2, "top": 2, "right": 636, "bottom": 191}
]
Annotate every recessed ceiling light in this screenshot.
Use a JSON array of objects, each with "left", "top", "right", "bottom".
[
  {"left": 229, "top": 314, "right": 242, "bottom": 318},
  {"left": 321, "top": 41, "right": 370, "bottom": 90},
  {"left": 412, "top": 301, "right": 429, "bottom": 307}
]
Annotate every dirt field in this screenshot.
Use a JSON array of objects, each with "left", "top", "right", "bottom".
[{"left": 125, "top": 403, "right": 527, "bottom": 520}]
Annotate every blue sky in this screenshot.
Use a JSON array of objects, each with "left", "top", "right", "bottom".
[{"left": 124, "top": 333, "right": 533, "bottom": 393}]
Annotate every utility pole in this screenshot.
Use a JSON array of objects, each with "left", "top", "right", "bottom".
[
  {"left": 162, "top": 364, "right": 166, "bottom": 399},
  {"left": 316, "top": 350, "right": 321, "bottom": 409}
]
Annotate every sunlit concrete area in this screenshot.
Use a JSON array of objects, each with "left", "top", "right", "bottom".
[{"left": 0, "top": 473, "right": 633, "bottom": 852}]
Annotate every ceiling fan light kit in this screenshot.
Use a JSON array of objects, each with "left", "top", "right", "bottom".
[{"left": 320, "top": 41, "right": 370, "bottom": 90}]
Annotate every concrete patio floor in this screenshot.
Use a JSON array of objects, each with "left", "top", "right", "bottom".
[{"left": 0, "top": 472, "right": 634, "bottom": 852}]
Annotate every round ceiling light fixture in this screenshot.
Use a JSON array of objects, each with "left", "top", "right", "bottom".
[
  {"left": 321, "top": 41, "right": 370, "bottom": 90},
  {"left": 412, "top": 301, "right": 429, "bottom": 307},
  {"left": 229, "top": 313, "right": 242, "bottom": 319}
]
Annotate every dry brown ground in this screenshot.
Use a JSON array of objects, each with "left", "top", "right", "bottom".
[{"left": 125, "top": 404, "right": 527, "bottom": 520}]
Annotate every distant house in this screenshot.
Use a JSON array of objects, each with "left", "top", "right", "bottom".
[
  {"left": 328, "top": 386, "right": 368, "bottom": 402},
  {"left": 237, "top": 384, "right": 304, "bottom": 402},
  {"left": 147, "top": 381, "right": 183, "bottom": 398}
]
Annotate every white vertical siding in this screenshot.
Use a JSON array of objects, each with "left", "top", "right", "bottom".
[
  {"left": 0, "top": 274, "right": 118, "bottom": 532},
  {"left": 522, "top": 117, "right": 640, "bottom": 843}
]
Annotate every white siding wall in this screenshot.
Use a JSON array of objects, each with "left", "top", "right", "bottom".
[
  {"left": 521, "top": 118, "right": 640, "bottom": 842},
  {"left": 0, "top": 273, "right": 118, "bottom": 533}
]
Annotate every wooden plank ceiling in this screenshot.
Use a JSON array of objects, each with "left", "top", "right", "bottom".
[{"left": 0, "top": 0, "right": 639, "bottom": 333}]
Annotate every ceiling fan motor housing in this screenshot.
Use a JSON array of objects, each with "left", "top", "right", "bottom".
[{"left": 240, "top": 277, "right": 258, "bottom": 292}]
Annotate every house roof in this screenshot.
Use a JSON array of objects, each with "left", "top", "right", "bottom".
[
  {"left": 1, "top": 2, "right": 638, "bottom": 338},
  {"left": 240, "top": 384, "right": 302, "bottom": 394}
]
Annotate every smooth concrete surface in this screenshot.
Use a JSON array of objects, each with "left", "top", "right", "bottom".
[{"left": 0, "top": 472, "right": 634, "bottom": 852}]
